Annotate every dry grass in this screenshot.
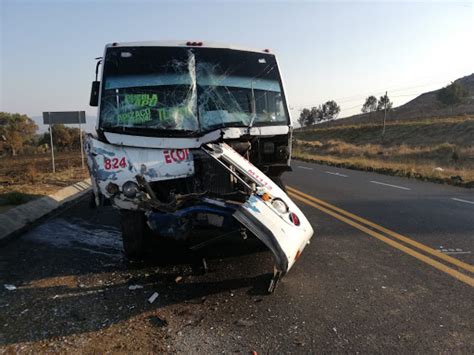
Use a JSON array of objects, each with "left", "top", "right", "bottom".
[
  {"left": 293, "top": 116, "right": 474, "bottom": 187},
  {"left": 0, "top": 152, "right": 89, "bottom": 211}
]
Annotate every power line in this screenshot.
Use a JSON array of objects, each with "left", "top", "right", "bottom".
[
  {"left": 292, "top": 79, "right": 445, "bottom": 111},
  {"left": 339, "top": 103, "right": 363, "bottom": 112},
  {"left": 391, "top": 92, "right": 427, "bottom": 98}
]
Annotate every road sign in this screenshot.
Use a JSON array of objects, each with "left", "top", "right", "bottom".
[
  {"left": 42, "top": 111, "right": 87, "bottom": 173},
  {"left": 43, "top": 111, "right": 86, "bottom": 124}
]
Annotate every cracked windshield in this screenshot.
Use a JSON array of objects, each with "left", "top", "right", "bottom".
[{"left": 100, "top": 47, "right": 288, "bottom": 133}]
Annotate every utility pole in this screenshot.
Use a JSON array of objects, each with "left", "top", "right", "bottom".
[
  {"left": 382, "top": 91, "right": 387, "bottom": 137},
  {"left": 78, "top": 111, "right": 85, "bottom": 169},
  {"left": 47, "top": 113, "right": 56, "bottom": 173}
]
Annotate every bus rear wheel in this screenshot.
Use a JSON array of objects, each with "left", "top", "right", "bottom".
[{"left": 120, "top": 209, "right": 149, "bottom": 260}]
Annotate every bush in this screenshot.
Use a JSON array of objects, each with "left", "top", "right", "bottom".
[{"left": 25, "top": 165, "right": 39, "bottom": 183}]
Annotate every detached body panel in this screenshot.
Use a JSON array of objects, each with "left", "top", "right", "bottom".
[{"left": 205, "top": 143, "right": 313, "bottom": 274}]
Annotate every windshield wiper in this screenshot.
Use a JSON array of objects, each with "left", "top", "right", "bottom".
[{"left": 247, "top": 81, "right": 257, "bottom": 131}]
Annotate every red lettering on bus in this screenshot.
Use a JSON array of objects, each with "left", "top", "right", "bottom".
[{"left": 163, "top": 149, "right": 190, "bottom": 164}]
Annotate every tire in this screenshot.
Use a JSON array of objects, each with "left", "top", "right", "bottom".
[
  {"left": 120, "top": 209, "right": 149, "bottom": 260},
  {"left": 88, "top": 191, "right": 97, "bottom": 209}
]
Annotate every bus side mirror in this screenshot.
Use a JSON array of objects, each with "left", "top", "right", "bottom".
[{"left": 89, "top": 81, "right": 100, "bottom": 107}]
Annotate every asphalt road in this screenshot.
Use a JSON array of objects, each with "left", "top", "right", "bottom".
[{"left": 1, "top": 162, "right": 473, "bottom": 353}]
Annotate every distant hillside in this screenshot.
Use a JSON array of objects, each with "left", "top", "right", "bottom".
[
  {"left": 293, "top": 116, "right": 474, "bottom": 187},
  {"left": 318, "top": 73, "right": 474, "bottom": 127}
]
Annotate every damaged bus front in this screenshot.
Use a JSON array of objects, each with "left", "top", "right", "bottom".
[{"left": 86, "top": 41, "right": 313, "bottom": 291}]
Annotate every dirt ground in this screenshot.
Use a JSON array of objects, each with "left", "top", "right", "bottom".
[{"left": 0, "top": 152, "right": 89, "bottom": 211}]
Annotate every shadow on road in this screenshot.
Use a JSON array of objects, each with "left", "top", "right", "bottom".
[{"left": 0, "top": 201, "right": 273, "bottom": 346}]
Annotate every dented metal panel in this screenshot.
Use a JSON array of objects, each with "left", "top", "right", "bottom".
[
  {"left": 103, "top": 126, "right": 290, "bottom": 149},
  {"left": 85, "top": 135, "right": 194, "bottom": 199},
  {"left": 205, "top": 143, "right": 314, "bottom": 274},
  {"left": 104, "top": 130, "right": 221, "bottom": 149}
]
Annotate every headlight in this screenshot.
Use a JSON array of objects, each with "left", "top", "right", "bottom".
[
  {"left": 106, "top": 182, "right": 119, "bottom": 195},
  {"left": 122, "top": 181, "right": 139, "bottom": 198},
  {"left": 271, "top": 198, "right": 288, "bottom": 214}
]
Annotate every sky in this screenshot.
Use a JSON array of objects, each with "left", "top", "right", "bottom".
[{"left": 1, "top": 0, "right": 473, "bottom": 131}]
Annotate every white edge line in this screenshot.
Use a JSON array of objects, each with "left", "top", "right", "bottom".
[
  {"left": 297, "top": 166, "right": 313, "bottom": 170},
  {"left": 370, "top": 180, "right": 411, "bottom": 190},
  {"left": 451, "top": 198, "right": 474, "bottom": 205},
  {"left": 325, "top": 171, "right": 348, "bottom": 178},
  {"left": 443, "top": 251, "right": 472, "bottom": 255}
]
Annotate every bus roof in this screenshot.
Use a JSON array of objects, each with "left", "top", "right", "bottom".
[{"left": 105, "top": 40, "right": 274, "bottom": 55}]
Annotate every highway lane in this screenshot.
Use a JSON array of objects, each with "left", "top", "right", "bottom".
[
  {"left": 1, "top": 165, "right": 473, "bottom": 352},
  {"left": 288, "top": 161, "right": 474, "bottom": 264}
]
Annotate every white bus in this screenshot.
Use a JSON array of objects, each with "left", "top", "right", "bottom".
[{"left": 86, "top": 41, "right": 313, "bottom": 292}]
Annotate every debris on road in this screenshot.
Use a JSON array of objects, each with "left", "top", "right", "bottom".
[
  {"left": 293, "top": 339, "right": 305, "bottom": 346},
  {"left": 148, "top": 292, "right": 159, "bottom": 304},
  {"left": 4, "top": 284, "right": 16, "bottom": 291},
  {"left": 174, "top": 276, "right": 183, "bottom": 284},
  {"left": 128, "top": 284, "right": 144, "bottom": 290}
]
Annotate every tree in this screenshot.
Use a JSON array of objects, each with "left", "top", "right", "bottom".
[
  {"left": 298, "top": 108, "right": 311, "bottom": 127},
  {"left": 312, "top": 101, "right": 341, "bottom": 122},
  {"left": 309, "top": 106, "right": 320, "bottom": 124},
  {"left": 39, "top": 124, "right": 81, "bottom": 151},
  {"left": 377, "top": 93, "right": 393, "bottom": 111},
  {"left": 312, "top": 106, "right": 324, "bottom": 122},
  {"left": 322, "top": 100, "right": 341, "bottom": 121},
  {"left": 299, "top": 107, "right": 318, "bottom": 126},
  {"left": 297, "top": 100, "right": 341, "bottom": 126},
  {"left": 361, "top": 95, "right": 378, "bottom": 113},
  {"left": 0, "top": 112, "right": 38, "bottom": 156},
  {"left": 437, "top": 81, "right": 469, "bottom": 108},
  {"left": 375, "top": 92, "right": 393, "bottom": 136}
]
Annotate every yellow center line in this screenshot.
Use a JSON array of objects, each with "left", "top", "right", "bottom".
[
  {"left": 287, "top": 191, "right": 474, "bottom": 287},
  {"left": 287, "top": 186, "right": 474, "bottom": 274}
]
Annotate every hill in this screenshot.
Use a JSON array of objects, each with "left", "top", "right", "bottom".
[
  {"left": 293, "top": 115, "right": 474, "bottom": 187},
  {"left": 319, "top": 73, "right": 474, "bottom": 127}
]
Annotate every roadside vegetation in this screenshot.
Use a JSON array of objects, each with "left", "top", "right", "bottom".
[
  {"left": 293, "top": 116, "right": 474, "bottom": 187},
  {"left": 0, "top": 152, "right": 89, "bottom": 212},
  {"left": 294, "top": 80, "right": 474, "bottom": 188},
  {"left": 0, "top": 112, "right": 88, "bottom": 211}
]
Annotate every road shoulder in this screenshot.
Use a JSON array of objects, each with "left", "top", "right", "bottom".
[{"left": 0, "top": 178, "right": 91, "bottom": 243}]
